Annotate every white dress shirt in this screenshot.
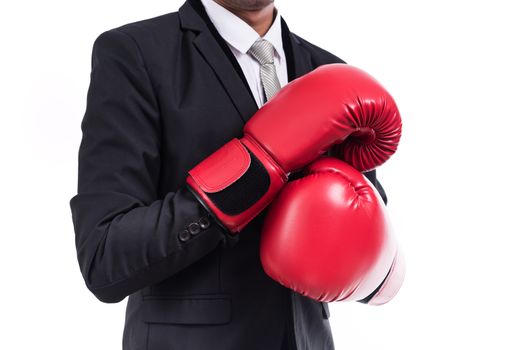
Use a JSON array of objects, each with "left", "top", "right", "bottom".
[{"left": 201, "top": 0, "right": 288, "bottom": 107}]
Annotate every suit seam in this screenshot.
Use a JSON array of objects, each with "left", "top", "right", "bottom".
[
  {"left": 145, "top": 322, "right": 150, "bottom": 350},
  {"left": 114, "top": 28, "right": 149, "bottom": 71},
  {"left": 218, "top": 245, "right": 222, "bottom": 292},
  {"left": 289, "top": 293, "right": 298, "bottom": 350},
  {"left": 112, "top": 27, "right": 164, "bottom": 201},
  {"left": 112, "top": 28, "right": 161, "bottom": 113}
]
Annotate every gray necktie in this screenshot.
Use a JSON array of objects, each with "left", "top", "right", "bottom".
[{"left": 248, "top": 39, "right": 281, "bottom": 102}]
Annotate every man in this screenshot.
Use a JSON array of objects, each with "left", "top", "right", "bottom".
[{"left": 70, "top": 0, "right": 391, "bottom": 349}]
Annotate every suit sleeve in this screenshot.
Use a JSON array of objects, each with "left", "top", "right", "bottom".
[{"left": 69, "top": 29, "right": 234, "bottom": 304}]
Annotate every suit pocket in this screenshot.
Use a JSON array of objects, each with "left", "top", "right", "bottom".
[{"left": 142, "top": 294, "right": 231, "bottom": 325}]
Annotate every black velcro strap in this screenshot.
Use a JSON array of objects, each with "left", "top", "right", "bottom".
[{"left": 206, "top": 150, "right": 270, "bottom": 216}]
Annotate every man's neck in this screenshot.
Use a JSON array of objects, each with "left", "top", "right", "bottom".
[{"left": 213, "top": 0, "right": 276, "bottom": 36}]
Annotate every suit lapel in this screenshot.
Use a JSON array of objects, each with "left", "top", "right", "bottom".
[
  {"left": 281, "top": 17, "right": 313, "bottom": 81},
  {"left": 178, "top": 0, "right": 315, "bottom": 124},
  {"left": 179, "top": 1, "right": 258, "bottom": 123}
]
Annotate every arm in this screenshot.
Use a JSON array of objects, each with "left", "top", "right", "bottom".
[{"left": 70, "top": 29, "right": 233, "bottom": 304}]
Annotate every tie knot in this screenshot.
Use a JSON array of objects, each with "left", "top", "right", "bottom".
[{"left": 248, "top": 39, "right": 275, "bottom": 65}]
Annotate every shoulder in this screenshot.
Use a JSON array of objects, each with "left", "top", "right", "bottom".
[
  {"left": 289, "top": 32, "right": 347, "bottom": 66},
  {"left": 90, "top": 12, "right": 182, "bottom": 66},
  {"left": 114, "top": 12, "right": 179, "bottom": 39},
  {"left": 93, "top": 12, "right": 181, "bottom": 51}
]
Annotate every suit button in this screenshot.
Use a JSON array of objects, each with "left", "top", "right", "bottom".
[
  {"left": 198, "top": 216, "right": 211, "bottom": 229},
  {"left": 188, "top": 222, "right": 201, "bottom": 236},
  {"left": 179, "top": 229, "right": 190, "bottom": 242}
]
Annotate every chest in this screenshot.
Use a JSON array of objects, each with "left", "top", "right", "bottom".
[{"left": 152, "top": 52, "right": 252, "bottom": 192}]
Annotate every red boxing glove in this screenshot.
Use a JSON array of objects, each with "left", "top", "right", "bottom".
[
  {"left": 187, "top": 64, "right": 402, "bottom": 233},
  {"left": 260, "top": 157, "right": 405, "bottom": 303}
]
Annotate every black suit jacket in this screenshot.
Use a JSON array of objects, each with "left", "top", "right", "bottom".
[{"left": 70, "top": 1, "right": 388, "bottom": 349}]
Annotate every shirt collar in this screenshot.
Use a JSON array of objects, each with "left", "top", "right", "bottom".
[{"left": 201, "top": 0, "right": 285, "bottom": 60}]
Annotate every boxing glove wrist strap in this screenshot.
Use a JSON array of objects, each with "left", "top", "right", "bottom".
[{"left": 187, "top": 138, "right": 286, "bottom": 233}]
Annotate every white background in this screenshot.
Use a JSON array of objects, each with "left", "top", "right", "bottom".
[{"left": 1, "top": 0, "right": 523, "bottom": 349}]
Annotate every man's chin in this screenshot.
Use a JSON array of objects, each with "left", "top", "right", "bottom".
[{"left": 218, "top": 0, "right": 275, "bottom": 11}]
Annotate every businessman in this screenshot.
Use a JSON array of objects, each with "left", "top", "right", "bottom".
[{"left": 70, "top": 0, "right": 399, "bottom": 349}]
